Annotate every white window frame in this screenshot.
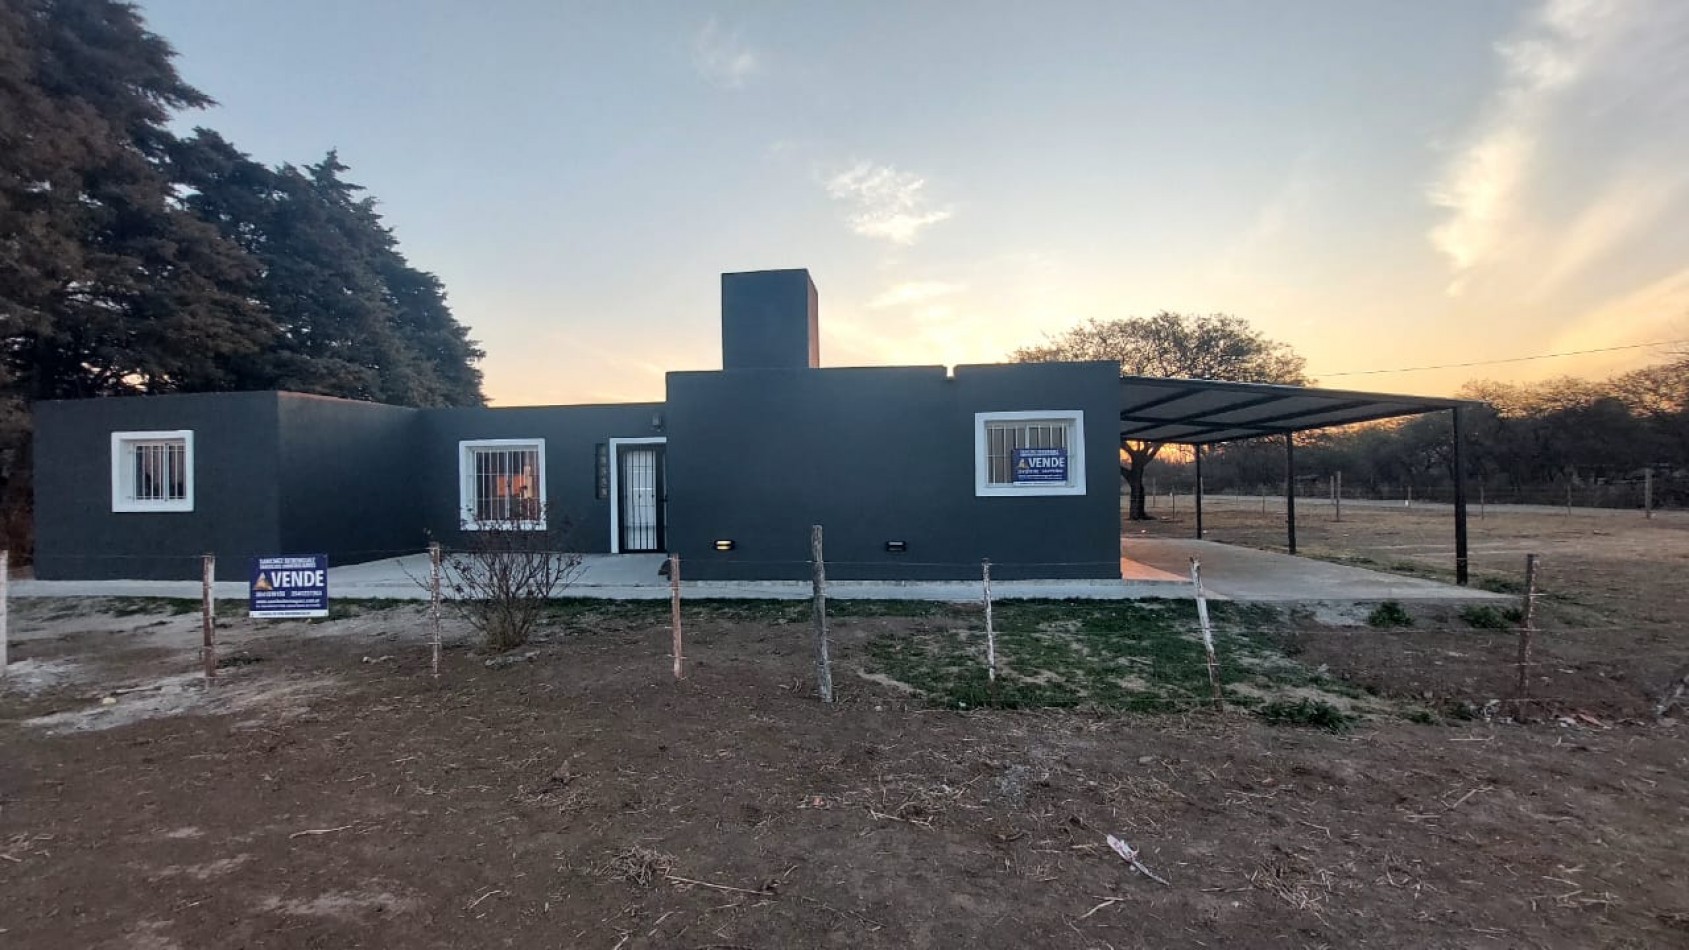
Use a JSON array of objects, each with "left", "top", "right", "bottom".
[
  {"left": 111, "top": 430, "right": 195, "bottom": 513},
  {"left": 974, "top": 410, "right": 1087, "bottom": 497},
  {"left": 458, "top": 438, "right": 547, "bottom": 531}
]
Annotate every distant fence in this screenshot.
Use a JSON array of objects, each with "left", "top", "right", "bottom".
[{"left": 1147, "top": 474, "right": 1685, "bottom": 512}]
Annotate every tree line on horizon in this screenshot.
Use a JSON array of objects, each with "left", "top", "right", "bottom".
[
  {"left": 1184, "top": 362, "right": 1689, "bottom": 510},
  {"left": 0, "top": 0, "right": 485, "bottom": 551},
  {"left": 1015, "top": 315, "right": 1689, "bottom": 515}
]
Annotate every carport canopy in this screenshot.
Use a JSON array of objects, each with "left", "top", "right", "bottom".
[
  {"left": 1117, "top": 376, "right": 1482, "bottom": 584},
  {"left": 1119, "top": 376, "right": 1471, "bottom": 445}
]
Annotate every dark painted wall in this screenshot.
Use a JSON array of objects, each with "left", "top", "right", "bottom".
[
  {"left": 417, "top": 403, "right": 666, "bottom": 552},
  {"left": 720, "top": 269, "right": 819, "bottom": 370},
  {"left": 276, "top": 394, "right": 423, "bottom": 564},
  {"left": 664, "top": 360, "right": 1121, "bottom": 580},
  {"left": 33, "top": 391, "right": 283, "bottom": 580}
]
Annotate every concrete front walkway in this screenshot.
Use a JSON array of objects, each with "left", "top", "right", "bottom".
[
  {"left": 10, "top": 540, "right": 1501, "bottom": 604},
  {"left": 1122, "top": 538, "right": 1508, "bottom": 602}
]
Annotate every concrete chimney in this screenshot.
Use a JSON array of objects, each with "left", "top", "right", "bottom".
[{"left": 720, "top": 269, "right": 819, "bottom": 370}]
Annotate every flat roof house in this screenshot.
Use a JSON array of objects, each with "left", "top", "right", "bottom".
[{"left": 33, "top": 269, "right": 1124, "bottom": 582}]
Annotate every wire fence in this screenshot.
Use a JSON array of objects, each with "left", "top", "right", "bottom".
[
  {"left": 1145, "top": 475, "right": 1684, "bottom": 513},
  {"left": 4, "top": 533, "right": 1683, "bottom": 720}
]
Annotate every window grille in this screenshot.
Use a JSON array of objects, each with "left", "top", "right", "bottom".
[
  {"left": 460, "top": 441, "right": 545, "bottom": 529},
  {"left": 111, "top": 431, "right": 193, "bottom": 512},
  {"left": 984, "top": 420, "right": 1070, "bottom": 485}
]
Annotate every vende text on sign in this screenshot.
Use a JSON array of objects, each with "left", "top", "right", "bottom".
[
  {"left": 250, "top": 554, "right": 329, "bottom": 619},
  {"left": 1011, "top": 447, "right": 1068, "bottom": 484}
]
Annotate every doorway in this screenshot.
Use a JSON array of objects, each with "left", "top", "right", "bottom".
[{"left": 610, "top": 438, "right": 666, "bottom": 553}]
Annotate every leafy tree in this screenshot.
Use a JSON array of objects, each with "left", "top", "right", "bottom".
[
  {"left": 0, "top": 0, "right": 268, "bottom": 402},
  {"left": 0, "top": 0, "right": 269, "bottom": 552},
  {"left": 0, "top": 0, "right": 484, "bottom": 554},
  {"left": 1012, "top": 313, "right": 1308, "bottom": 519},
  {"left": 172, "top": 135, "right": 485, "bottom": 407}
]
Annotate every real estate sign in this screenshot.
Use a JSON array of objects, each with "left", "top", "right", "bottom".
[
  {"left": 1011, "top": 447, "right": 1068, "bottom": 484},
  {"left": 249, "top": 555, "right": 329, "bottom": 619}
]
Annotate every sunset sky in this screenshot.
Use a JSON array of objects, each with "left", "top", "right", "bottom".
[{"left": 141, "top": 0, "right": 1689, "bottom": 405}]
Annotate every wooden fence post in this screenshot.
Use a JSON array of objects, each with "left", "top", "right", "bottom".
[
  {"left": 669, "top": 554, "right": 684, "bottom": 680},
  {"left": 1333, "top": 472, "right": 1343, "bottom": 523},
  {"left": 810, "top": 526, "right": 834, "bottom": 704},
  {"left": 1644, "top": 469, "right": 1653, "bottom": 520},
  {"left": 982, "top": 559, "right": 996, "bottom": 683},
  {"left": 1516, "top": 554, "right": 1540, "bottom": 698},
  {"left": 428, "top": 542, "right": 443, "bottom": 678},
  {"left": 1189, "top": 558, "right": 1223, "bottom": 711},
  {"left": 202, "top": 554, "right": 216, "bottom": 680}
]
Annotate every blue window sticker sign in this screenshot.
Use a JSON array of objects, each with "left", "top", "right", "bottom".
[
  {"left": 250, "top": 555, "right": 329, "bottom": 619},
  {"left": 1012, "top": 447, "right": 1068, "bottom": 484}
]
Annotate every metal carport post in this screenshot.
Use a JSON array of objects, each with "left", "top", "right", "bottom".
[
  {"left": 1452, "top": 406, "right": 1469, "bottom": 585},
  {"left": 1284, "top": 433, "right": 1297, "bottom": 555},
  {"left": 1193, "top": 445, "right": 1204, "bottom": 539}
]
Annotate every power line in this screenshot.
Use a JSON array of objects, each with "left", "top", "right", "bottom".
[{"left": 1315, "top": 339, "right": 1688, "bottom": 378}]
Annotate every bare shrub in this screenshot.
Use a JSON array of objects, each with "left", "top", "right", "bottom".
[{"left": 440, "top": 507, "right": 582, "bottom": 653}]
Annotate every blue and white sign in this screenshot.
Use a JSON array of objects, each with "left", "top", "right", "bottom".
[
  {"left": 250, "top": 555, "right": 329, "bottom": 619},
  {"left": 1012, "top": 447, "right": 1068, "bottom": 484}
]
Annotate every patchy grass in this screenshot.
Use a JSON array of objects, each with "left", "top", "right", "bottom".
[
  {"left": 862, "top": 598, "right": 1367, "bottom": 718},
  {"left": 1258, "top": 698, "right": 1354, "bottom": 731},
  {"left": 538, "top": 597, "right": 962, "bottom": 631},
  {"left": 1366, "top": 601, "right": 1414, "bottom": 628},
  {"left": 1459, "top": 604, "right": 1524, "bottom": 629},
  {"left": 104, "top": 597, "right": 200, "bottom": 617}
]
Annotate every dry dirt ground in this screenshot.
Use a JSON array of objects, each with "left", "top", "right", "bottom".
[
  {"left": 1135, "top": 499, "right": 1689, "bottom": 720},
  {"left": 2, "top": 581, "right": 1687, "bottom": 949}
]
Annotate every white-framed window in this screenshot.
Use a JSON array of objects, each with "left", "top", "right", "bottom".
[
  {"left": 111, "top": 430, "right": 195, "bottom": 512},
  {"left": 459, "top": 439, "right": 546, "bottom": 530},
  {"left": 974, "top": 410, "right": 1087, "bottom": 497}
]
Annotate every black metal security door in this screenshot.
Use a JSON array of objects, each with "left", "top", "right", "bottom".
[{"left": 617, "top": 444, "right": 666, "bottom": 552}]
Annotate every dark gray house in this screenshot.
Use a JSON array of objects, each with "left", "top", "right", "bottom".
[{"left": 34, "top": 269, "right": 1123, "bottom": 582}]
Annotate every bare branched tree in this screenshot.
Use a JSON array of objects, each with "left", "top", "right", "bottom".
[
  {"left": 440, "top": 506, "right": 582, "bottom": 652},
  {"left": 1013, "top": 312, "right": 1308, "bottom": 520}
]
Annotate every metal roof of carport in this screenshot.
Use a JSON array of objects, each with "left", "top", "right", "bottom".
[{"left": 1119, "top": 376, "right": 1476, "bottom": 446}]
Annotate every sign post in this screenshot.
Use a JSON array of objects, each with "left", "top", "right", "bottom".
[{"left": 249, "top": 555, "right": 330, "bottom": 620}]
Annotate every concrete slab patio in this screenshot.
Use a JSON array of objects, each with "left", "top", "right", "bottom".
[
  {"left": 1123, "top": 539, "right": 1509, "bottom": 602},
  {"left": 10, "top": 539, "right": 1502, "bottom": 604}
]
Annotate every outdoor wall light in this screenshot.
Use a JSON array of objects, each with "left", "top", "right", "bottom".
[
  {"left": 884, "top": 540, "right": 908, "bottom": 553},
  {"left": 713, "top": 539, "right": 735, "bottom": 551}
]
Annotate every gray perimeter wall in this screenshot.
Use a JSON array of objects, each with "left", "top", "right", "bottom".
[
  {"left": 418, "top": 403, "right": 666, "bottom": 553},
  {"left": 33, "top": 391, "right": 284, "bottom": 581},
  {"left": 664, "top": 360, "right": 1121, "bottom": 581},
  {"left": 276, "top": 394, "right": 424, "bottom": 566}
]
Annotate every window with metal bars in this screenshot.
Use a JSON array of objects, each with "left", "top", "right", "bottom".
[
  {"left": 111, "top": 431, "right": 194, "bottom": 512},
  {"left": 984, "top": 421, "right": 1070, "bottom": 485},
  {"left": 974, "top": 410, "right": 1086, "bottom": 497},
  {"left": 459, "top": 440, "right": 546, "bottom": 529}
]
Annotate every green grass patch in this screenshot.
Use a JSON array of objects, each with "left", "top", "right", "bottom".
[
  {"left": 1366, "top": 601, "right": 1413, "bottom": 628},
  {"left": 1258, "top": 698, "right": 1353, "bottom": 732},
  {"left": 1477, "top": 576, "right": 1524, "bottom": 595},
  {"left": 862, "top": 598, "right": 1362, "bottom": 717},
  {"left": 1459, "top": 604, "right": 1524, "bottom": 629}
]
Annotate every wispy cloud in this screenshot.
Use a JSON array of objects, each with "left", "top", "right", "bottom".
[
  {"left": 824, "top": 162, "right": 953, "bottom": 245},
  {"left": 692, "top": 19, "right": 759, "bottom": 88},
  {"left": 1426, "top": 0, "right": 1634, "bottom": 295},
  {"left": 867, "top": 280, "right": 966, "bottom": 309}
]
